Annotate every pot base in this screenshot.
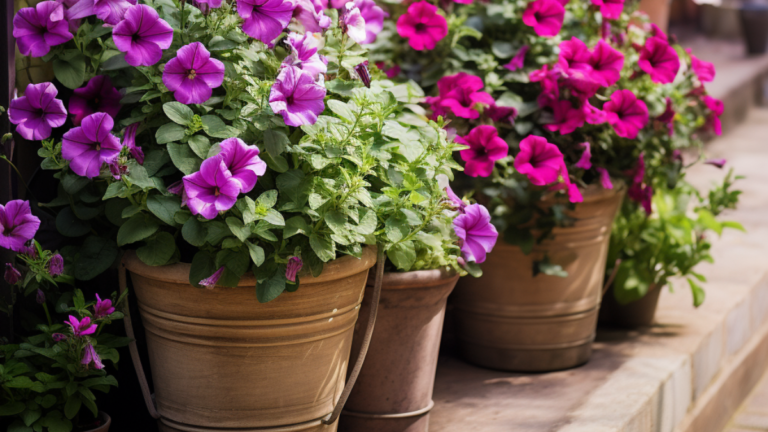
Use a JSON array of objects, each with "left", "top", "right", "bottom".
[
  {"left": 158, "top": 417, "right": 338, "bottom": 432},
  {"left": 457, "top": 337, "right": 593, "bottom": 372},
  {"left": 338, "top": 415, "right": 429, "bottom": 432}
]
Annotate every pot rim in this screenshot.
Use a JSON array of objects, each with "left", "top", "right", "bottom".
[
  {"left": 124, "top": 245, "right": 377, "bottom": 285},
  {"left": 369, "top": 267, "right": 459, "bottom": 290}
]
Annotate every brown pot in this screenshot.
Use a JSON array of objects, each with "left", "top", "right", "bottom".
[
  {"left": 451, "top": 186, "right": 624, "bottom": 372},
  {"left": 80, "top": 413, "right": 111, "bottom": 432},
  {"left": 123, "top": 247, "right": 377, "bottom": 432},
  {"left": 339, "top": 269, "right": 459, "bottom": 432},
  {"left": 638, "top": 0, "right": 672, "bottom": 32},
  {"left": 598, "top": 284, "right": 662, "bottom": 328}
]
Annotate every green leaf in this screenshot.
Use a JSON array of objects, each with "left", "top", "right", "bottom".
[
  {"left": 284, "top": 216, "right": 310, "bottom": 238},
  {"left": 696, "top": 209, "right": 723, "bottom": 235},
  {"left": 263, "top": 129, "right": 290, "bottom": 157},
  {"left": 722, "top": 220, "right": 746, "bottom": 232},
  {"left": 263, "top": 209, "right": 285, "bottom": 226},
  {"left": 8, "top": 420, "right": 34, "bottom": 432},
  {"left": 354, "top": 208, "right": 376, "bottom": 235},
  {"left": 0, "top": 402, "right": 26, "bottom": 416},
  {"left": 40, "top": 395, "right": 57, "bottom": 409},
  {"left": 5, "top": 376, "right": 33, "bottom": 388},
  {"left": 103, "top": 182, "right": 127, "bottom": 200},
  {"left": 245, "top": 241, "right": 265, "bottom": 266},
  {"left": 215, "top": 249, "right": 250, "bottom": 287},
  {"left": 147, "top": 195, "right": 181, "bottom": 227},
  {"left": 310, "top": 233, "right": 335, "bottom": 262},
  {"left": 156, "top": 123, "right": 186, "bottom": 144},
  {"left": 163, "top": 102, "right": 194, "bottom": 125},
  {"left": 226, "top": 217, "right": 251, "bottom": 242},
  {"left": 205, "top": 221, "right": 231, "bottom": 244},
  {"left": 117, "top": 214, "right": 159, "bottom": 246},
  {"left": 327, "top": 100, "right": 356, "bottom": 122},
  {"left": 124, "top": 160, "right": 155, "bottom": 189},
  {"left": 182, "top": 217, "right": 207, "bottom": 246},
  {"left": 56, "top": 207, "right": 91, "bottom": 237},
  {"left": 208, "top": 35, "right": 238, "bottom": 50},
  {"left": 63, "top": 395, "right": 81, "bottom": 420},
  {"left": 262, "top": 152, "right": 289, "bottom": 173},
  {"left": 137, "top": 232, "right": 176, "bottom": 266},
  {"left": 257, "top": 190, "right": 278, "bottom": 208},
  {"left": 188, "top": 135, "right": 212, "bottom": 159},
  {"left": 167, "top": 143, "right": 203, "bottom": 175},
  {"left": 688, "top": 278, "right": 706, "bottom": 307},
  {"left": 101, "top": 52, "right": 131, "bottom": 70},
  {"left": 21, "top": 404, "right": 41, "bottom": 426},
  {"left": 61, "top": 173, "right": 89, "bottom": 194},
  {"left": 385, "top": 214, "right": 409, "bottom": 243},
  {"left": 387, "top": 241, "right": 416, "bottom": 271},
  {"left": 190, "top": 251, "right": 217, "bottom": 287},
  {"left": 53, "top": 51, "right": 86, "bottom": 89},
  {"left": 276, "top": 170, "right": 311, "bottom": 209},
  {"left": 74, "top": 236, "right": 118, "bottom": 281},
  {"left": 257, "top": 271, "right": 287, "bottom": 303},
  {"left": 202, "top": 115, "right": 238, "bottom": 138}
]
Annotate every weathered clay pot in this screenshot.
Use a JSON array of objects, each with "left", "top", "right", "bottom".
[
  {"left": 452, "top": 186, "right": 624, "bottom": 372},
  {"left": 598, "top": 284, "right": 662, "bottom": 328},
  {"left": 81, "top": 413, "right": 111, "bottom": 432},
  {"left": 124, "top": 247, "right": 377, "bottom": 432},
  {"left": 339, "top": 269, "right": 459, "bottom": 432}
]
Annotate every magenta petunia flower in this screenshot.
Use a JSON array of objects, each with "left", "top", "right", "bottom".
[
  {"left": 705, "top": 158, "right": 727, "bottom": 168},
  {"left": 269, "top": 66, "right": 326, "bottom": 127},
  {"left": 376, "top": 62, "right": 401, "bottom": 78},
  {"left": 486, "top": 103, "right": 518, "bottom": 124},
  {"left": 94, "top": 0, "right": 137, "bottom": 25},
  {"left": 457, "top": 125, "right": 508, "bottom": 177},
  {"left": 286, "top": 257, "right": 303, "bottom": 282},
  {"left": 293, "top": 0, "right": 331, "bottom": 33},
  {"left": 628, "top": 183, "right": 653, "bottom": 215},
  {"left": 445, "top": 186, "right": 467, "bottom": 213},
  {"left": 583, "top": 100, "right": 607, "bottom": 124},
  {"left": 353, "top": 0, "right": 388, "bottom": 44},
  {"left": 52, "top": 332, "right": 68, "bottom": 341},
  {"left": 396, "top": 1, "right": 448, "bottom": 51},
  {"left": 558, "top": 37, "right": 592, "bottom": 75},
  {"left": 530, "top": 64, "right": 560, "bottom": 106},
  {"left": 94, "top": 293, "right": 115, "bottom": 318},
  {"left": 49, "top": 253, "right": 64, "bottom": 277},
  {"left": 514, "top": 135, "right": 564, "bottom": 186},
  {"left": 504, "top": 45, "right": 530, "bottom": 72},
  {"left": 183, "top": 155, "right": 241, "bottom": 220},
  {"left": 9, "top": 82, "right": 67, "bottom": 141},
  {"left": 62, "top": 112, "right": 123, "bottom": 179},
  {"left": 113, "top": 4, "right": 173, "bottom": 67},
  {"left": 341, "top": 3, "right": 367, "bottom": 44},
  {"left": 596, "top": 167, "right": 613, "bottom": 189},
  {"left": 123, "top": 122, "right": 144, "bottom": 164},
  {"left": 686, "top": 48, "right": 715, "bottom": 83},
  {"left": 603, "top": 89, "right": 648, "bottom": 139},
  {"left": 574, "top": 142, "right": 592, "bottom": 169},
  {"left": 69, "top": 75, "right": 122, "bottom": 126},
  {"left": 82, "top": 343, "right": 104, "bottom": 370},
  {"left": 13, "top": 1, "right": 73, "bottom": 57},
  {"left": 703, "top": 95, "right": 723, "bottom": 136},
  {"left": 5, "top": 264, "right": 21, "bottom": 285},
  {"left": 283, "top": 33, "right": 327, "bottom": 79},
  {"left": 64, "top": 0, "right": 96, "bottom": 21},
  {"left": 237, "top": 0, "right": 295, "bottom": 44},
  {"left": 200, "top": 267, "right": 225, "bottom": 289},
  {"left": 66, "top": 315, "right": 97, "bottom": 336},
  {"left": 452, "top": 204, "right": 498, "bottom": 264},
  {"left": 162, "top": 42, "right": 225, "bottom": 105},
  {"left": 591, "top": 0, "right": 624, "bottom": 20},
  {"left": 219, "top": 138, "right": 267, "bottom": 193},
  {"left": 195, "top": 0, "right": 224, "bottom": 8},
  {"left": 0, "top": 200, "right": 41, "bottom": 253},
  {"left": 429, "top": 72, "right": 495, "bottom": 119},
  {"left": 545, "top": 100, "right": 585, "bottom": 134},
  {"left": 589, "top": 39, "right": 624, "bottom": 87},
  {"left": 638, "top": 36, "right": 680, "bottom": 84},
  {"left": 522, "top": 0, "right": 565, "bottom": 37}
]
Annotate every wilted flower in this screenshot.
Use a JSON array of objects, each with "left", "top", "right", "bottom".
[
  {"left": 162, "top": 42, "right": 225, "bottom": 105},
  {"left": 452, "top": 204, "right": 498, "bottom": 264},
  {"left": 375, "top": 62, "right": 400, "bottom": 79},
  {"left": 8, "top": 82, "right": 67, "bottom": 141},
  {"left": 396, "top": 1, "right": 447, "bottom": 51},
  {"left": 13, "top": 1, "right": 73, "bottom": 57},
  {"left": 686, "top": 48, "right": 715, "bottom": 83},
  {"left": 341, "top": 2, "right": 367, "bottom": 45},
  {"left": 522, "top": 0, "right": 565, "bottom": 37},
  {"left": 504, "top": 45, "right": 529, "bottom": 72},
  {"left": 705, "top": 158, "right": 727, "bottom": 168},
  {"left": 354, "top": 63, "right": 372, "bottom": 88},
  {"left": 49, "top": 253, "right": 64, "bottom": 277},
  {"left": 286, "top": 257, "right": 303, "bottom": 282},
  {"left": 486, "top": 104, "right": 517, "bottom": 124},
  {"left": 113, "top": 4, "right": 174, "bottom": 67},
  {"left": 514, "top": 135, "right": 564, "bottom": 186},
  {"left": 574, "top": 142, "right": 592, "bottom": 170},
  {"left": 62, "top": 112, "right": 123, "bottom": 179},
  {"left": 68, "top": 75, "right": 122, "bottom": 126},
  {"left": 183, "top": 155, "right": 241, "bottom": 219},
  {"left": 219, "top": 138, "right": 267, "bottom": 193},
  {"left": 108, "top": 160, "right": 128, "bottom": 180},
  {"left": 638, "top": 37, "right": 680, "bottom": 84},
  {"left": 269, "top": 66, "right": 326, "bottom": 127},
  {"left": 200, "top": 267, "right": 225, "bottom": 289},
  {"left": 123, "top": 123, "right": 144, "bottom": 165},
  {"left": 237, "top": 0, "right": 295, "bottom": 44},
  {"left": 603, "top": 89, "right": 649, "bottom": 139},
  {"left": 596, "top": 167, "right": 613, "bottom": 189},
  {"left": 94, "top": 293, "right": 115, "bottom": 318},
  {"left": 0, "top": 200, "right": 41, "bottom": 253},
  {"left": 65, "top": 315, "right": 97, "bottom": 337},
  {"left": 82, "top": 343, "right": 104, "bottom": 370},
  {"left": 4, "top": 264, "right": 21, "bottom": 285},
  {"left": 36, "top": 289, "right": 46, "bottom": 304},
  {"left": 457, "top": 125, "right": 508, "bottom": 178},
  {"left": 52, "top": 333, "right": 67, "bottom": 342}
]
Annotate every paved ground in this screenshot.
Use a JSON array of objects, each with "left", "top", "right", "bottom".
[{"left": 724, "top": 367, "right": 768, "bottom": 431}]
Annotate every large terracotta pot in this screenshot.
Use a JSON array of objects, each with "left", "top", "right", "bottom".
[
  {"left": 598, "top": 284, "right": 662, "bottom": 328},
  {"left": 339, "top": 269, "right": 459, "bottom": 432},
  {"left": 452, "top": 186, "right": 624, "bottom": 372},
  {"left": 123, "top": 247, "right": 377, "bottom": 432}
]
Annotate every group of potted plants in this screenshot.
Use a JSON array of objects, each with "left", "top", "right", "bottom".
[{"left": 0, "top": 0, "right": 741, "bottom": 431}]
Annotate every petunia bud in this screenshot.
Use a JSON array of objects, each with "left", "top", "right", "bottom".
[
  {"left": 52, "top": 333, "right": 67, "bottom": 342},
  {"left": 4, "top": 264, "right": 21, "bottom": 285},
  {"left": 200, "top": 267, "right": 225, "bottom": 289},
  {"left": 82, "top": 343, "right": 104, "bottom": 370},
  {"left": 705, "top": 158, "right": 727, "bottom": 169},
  {"left": 94, "top": 294, "right": 115, "bottom": 318},
  {"left": 354, "top": 63, "right": 371, "bottom": 88},
  {"left": 49, "top": 253, "right": 64, "bottom": 277},
  {"left": 285, "top": 257, "right": 303, "bottom": 283},
  {"left": 167, "top": 180, "right": 184, "bottom": 195},
  {"left": 36, "top": 289, "right": 46, "bottom": 305}
]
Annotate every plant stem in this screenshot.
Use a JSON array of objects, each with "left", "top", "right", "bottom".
[
  {"left": 0, "top": 155, "right": 40, "bottom": 203},
  {"left": 42, "top": 303, "right": 52, "bottom": 327}
]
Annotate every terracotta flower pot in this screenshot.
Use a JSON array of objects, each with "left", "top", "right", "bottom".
[
  {"left": 451, "top": 186, "right": 624, "bottom": 372},
  {"left": 598, "top": 284, "right": 662, "bottom": 328},
  {"left": 339, "top": 269, "right": 459, "bottom": 432},
  {"left": 123, "top": 247, "right": 377, "bottom": 432}
]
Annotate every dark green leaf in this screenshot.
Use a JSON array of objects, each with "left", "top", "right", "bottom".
[
  {"left": 53, "top": 51, "right": 86, "bottom": 89},
  {"left": 163, "top": 102, "right": 194, "bottom": 125},
  {"left": 56, "top": 207, "right": 91, "bottom": 238},
  {"left": 137, "top": 232, "right": 176, "bottom": 266},
  {"left": 387, "top": 241, "right": 416, "bottom": 271},
  {"left": 167, "top": 143, "right": 203, "bottom": 175},
  {"left": 310, "top": 233, "right": 335, "bottom": 262},
  {"left": 147, "top": 194, "right": 181, "bottom": 227},
  {"left": 263, "top": 129, "right": 290, "bottom": 157},
  {"left": 189, "top": 251, "right": 217, "bottom": 287},
  {"left": 257, "top": 271, "right": 286, "bottom": 303},
  {"left": 117, "top": 214, "right": 159, "bottom": 246},
  {"left": 74, "top": 236, "right": 118, "bottom": 281},
  {"left": 155, "top": 123, "right": 186, "bottom": 144},
  {"left": 188, "top": 135, "right": 212, "bottom": 159},
  {"left": 63, "top": 395, "right": 81, "bottom": 419},
  {"left": 182, "top": 217, "right": 207, "bottom": 247}
]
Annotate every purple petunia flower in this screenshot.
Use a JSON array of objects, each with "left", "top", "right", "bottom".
[
  {"left": 65, "top": 315, "right": 97, "bottom": 336},
  {"left": 352, "top": 0, "right": 387, "bottom": 44},
  {"left": 237, "top": 0, "right": 295, "bottom": 44},
  {"left": 286, "top": 257, "right": 303, "bottom": 282},
  {"left": 452, "top": 204, "right": 498, "bottom": 264},
  {"left": 13, "top": 1, "right": 73, "bottom": 57},
  {"left": 94, "top": 293, "right": 115, "bottom": 318},
  {"left": 113, "top": 4, "right": 174, "bottom": 67},
  {"left": 182, "top": 155, "right": 241, "bottom": 219},
  {"left": 162, "top": 42, "right": 225, "bottom": 105},
  {"left": 9, "top": 82, "right": 67, "bottom": 141},
  {"left": 62, "top": 112, "right": 123, "bottom": 179},
  {"left": 36, "top": 289, "right": 46, "bottom": 305},
  {"left": 445, "top": 186, "right": 467, "bottom": 213},
  {"left": 195, "top": 0, "right": 224, "bottom": 8},
  {"left": 0, "top": 200, "right": 41, "bottom": 253},
  {"left": 49, "top": 253, "right": 64, "bottom": 277},
  {"left": 354, "top": 62, "right": 371, "bottom": 88},
  {"left": 95, "top": 0, "right": 137, "bottom": 25},
  {"left": 283, "top": 32, "right": 327, "bottom": 79},
  {"left": 69, "top": 75, "right": 122, "bottom": 126},
  {"left": 200, "top": 267, "right": 225, "bottom": 289},
  {"left": 82, "top": 343, "right": 104, "bottom": 370},
  {"left": 219, "top": 138, "right": 267, "bottom": 193},
  {"left": 4, "top": 264, "right": 21, "bottom": 285},
  {"left": 341, "top": 2, "right": 367, "bottom": 45},
  {"left": 123, "top": 123, "right": 144, "bottom": 164},
  {"left": 269, "top": 66, "right": 326, "bottom": 127},
  {"left": 293, "top": 0, "right": 331, "bottom": 33}
]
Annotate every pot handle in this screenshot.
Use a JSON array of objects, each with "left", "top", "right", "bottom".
[
  {"left": 602, "top": 258, "right": 622, "bottom": 297},
  {"left": 118, "top": 256, "right": 161, "bottom": 420},
  {"left": 321, "top": 249, "right": 385, "bottom": 426}
]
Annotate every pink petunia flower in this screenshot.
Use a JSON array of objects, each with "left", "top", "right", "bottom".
[
  {"left": 428, "top": 73, "right": 494, "bottom": 119},
  {"left": 574, "top": 142, "right": 592, "bottom": 169},
  {"left": 68, "top": 75, "right": 122, "bottom": 126},
  {"left": 5, "top": 264, "right": 22, "bottom": 285},
  {"left": 95, "top": 0, "right": 137, "bottom": 25},
  {"left": 445, "top": 186, "right": 467, "bottom": 213},
  {"left": 113, "top": 4, "right": 174, "bottom": 67},
  {"left": 183, "top": 155, "right": 241, "bottom": 220},
  {"left": 269, "top": 66, "right": 326, "bottom": 127},
  {"left": 705, "top": 158, "right": 727, "bottom": 168},
  {"left": 9, "top": 82, "right": 67, "bottom": 141},
  {"left": 341, "top": 2, "right": 367, "bottom": 44},
  {"left": 237, "top": 0, "right": 295, "bottom": 43},
  {"left": 283, "top": 32, "right": 327, "bottom": 79},
  {"left": 452, "top": 204, "right": 498, "bottom": 264},
  {"left": 219, "top": 138, "right": 267, "bottom": 193},
  {"left": 350, "top": 0, "right": 387, "bottom": 44},
  {"left": 396, "top": 1, "right": 448, "bottom": 51},
  {"left": 638, "top": 36, "right": 680, "bottom": 84},
  {"left": 530, "top": 64, "right": 560, "bottom": 106},
  {"left": 162, "top": 42, "right": 225, "bottom": 105},
  {"left": 522, "top": 0, "right": 565, "bottom": 37},
  {"left": 0, "top": 200, "right": 41, "bottom": 253},
  {"left": 200, "top": 267, "right": 225, "bottom": 289},
  {"left": 596, "top": 167, "right": 613, "bottom": 189},
  {"left": 486, "top": 103, "right": 518, "bottom": 124},
  {"left": 583, "top": 100, "right": 608, "bottom": 124},
  {"left": 94, "top": 293, "right": 115, "bottom": 318},
  {"left": 703, "top": 95, "right": 723, "bottom": 135},
  {"left": 457, "top": 125, "right": 508, "bottom": 177},
  {"left": 504, "top": 45, "right": 530, "bottom": 72},
  {"left": 286, "top": 257, "right": 303, "bottom": 282},
  {"left": 123, "top": 123, "right": 144, "bottom": 164},
  {"left": 13, "top": 1, "right": 73, "bottom": 58},
  {"left": 65, "top": 315, "right": 97, "bottom": 337},
  {"left": 62, "top": 112, "right": 123, "bottom": 179},
  {"left": 589, "top": 39, "right": 624, "bottom": 87},
  {"left": 545, "top": 99, "right": 586, "bottom": 134},
  {"left": 554, "top": 162, "right": 584, "bottom": 203},
  {"left": 558, "top": 37, "right": 592, "bottom": 75},
  {"left": 293, "top": 0, "right": 331, "bottom": 33},
  {"left": 195, "top": 0, "right": 224, "bottom": 8},
  {"left": 685, "top": 48, "right": 715, "bottom": 83},
  {"left": 514, "top": 135, "right": 564, "bottom": 186},
  {"left": 591, "top": 0, "right": 624, "bottom": 20},
  {"left": 82, "top": 343, "right": 104, "bottom": 370},
  {"left": 603, "top": 89, "right": 648, "bottom": 139},
  {"left": 49, "top": 253, "right": 64, "bottom": 277}
]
